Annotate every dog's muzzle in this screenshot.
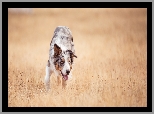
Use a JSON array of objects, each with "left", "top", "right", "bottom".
[{"left": 60, "top": 71, "right": 68, "bottom": 81}]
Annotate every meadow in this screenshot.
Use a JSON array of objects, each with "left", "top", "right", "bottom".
[{"left": 8, "top": 8, "right": 147, "bottom": 107}]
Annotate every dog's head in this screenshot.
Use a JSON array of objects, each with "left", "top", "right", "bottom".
[{"left": 53, "top": 44, "right": 77, "bottom": 81}]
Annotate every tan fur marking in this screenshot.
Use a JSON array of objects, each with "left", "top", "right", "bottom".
[{"left": 55, "top": 64, "right": 59, "bottom": 70}]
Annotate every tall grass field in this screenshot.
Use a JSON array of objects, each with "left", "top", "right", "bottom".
[{"left": 8, "top": 8, "right": 147, "bottom": 107}]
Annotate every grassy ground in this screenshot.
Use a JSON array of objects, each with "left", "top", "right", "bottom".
[{"left": 8, "top": 8, "right": 147, "bottom": 107}]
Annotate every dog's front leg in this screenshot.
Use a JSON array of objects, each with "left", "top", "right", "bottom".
[
  {"left": 45, "top": 60, "right": 52, "bottom": 91},
  {"left": 62, "top": 78, "right": 67, "bottom": 89},
  {"left": 57, "top": 76, "right": 61, "bottom": 86}
]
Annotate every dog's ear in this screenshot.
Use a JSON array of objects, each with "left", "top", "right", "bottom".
[
  {"left": 71, "top": 53, "right": 77, "bottom": 58},
  {"left": 67, "top": 50, "right": 77, "bottom": 58},
  {"left": 67, "top": 50, "right": 77, "bottom": 64},
  {"left": 54, "top": 44, "right": 62, "bottom": 57}
]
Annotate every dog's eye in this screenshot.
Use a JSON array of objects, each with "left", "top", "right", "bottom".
[{"left": 60, "top": 61, "right": 64, "bottom": 64}]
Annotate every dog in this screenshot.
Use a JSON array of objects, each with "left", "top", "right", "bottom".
[{"left": 45, "top": 26, "right": 77, "bottom": 91}]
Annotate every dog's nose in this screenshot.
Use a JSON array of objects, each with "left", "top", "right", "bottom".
[{"left": 66, "top": 70, "right": 70, "bottom": 75}]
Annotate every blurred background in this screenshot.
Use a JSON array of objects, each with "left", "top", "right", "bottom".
[{"left": 8, "top": 8, "right": 147, "bottom": 107}]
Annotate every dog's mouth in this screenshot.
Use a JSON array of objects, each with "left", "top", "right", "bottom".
[{"left": 60, "top": 71, "right": 68, "bottom": 81}]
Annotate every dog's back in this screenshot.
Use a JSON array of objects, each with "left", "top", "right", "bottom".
[{"left": 50, "top": 26, "right": 75, "bottom": 56}]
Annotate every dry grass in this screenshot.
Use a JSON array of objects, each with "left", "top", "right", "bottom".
[{"left": 8, "top": 8, "right": 147, "bottom": 107}]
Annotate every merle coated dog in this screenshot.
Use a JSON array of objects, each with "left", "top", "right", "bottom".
[{"left": 45, "top": 26, "right": 77, "bottom": 90}]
